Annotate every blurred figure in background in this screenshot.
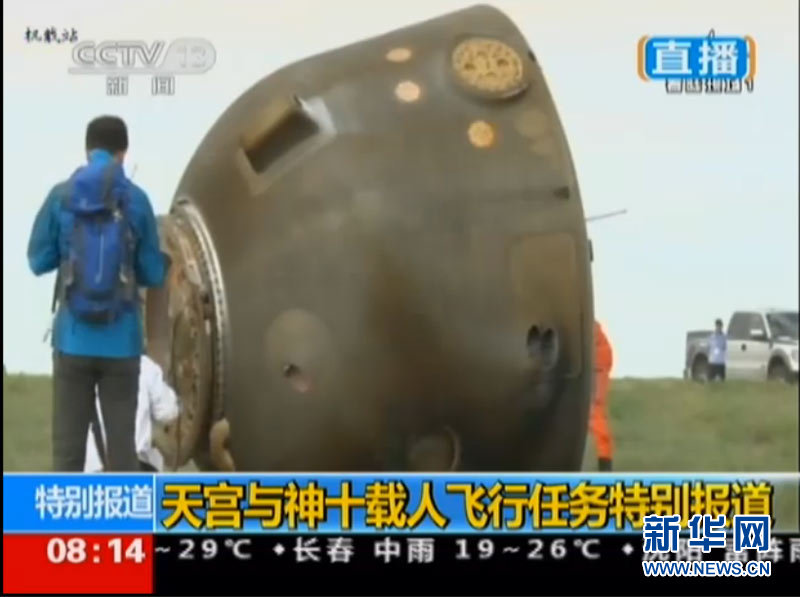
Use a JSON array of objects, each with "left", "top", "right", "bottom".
[
  {"left": 708, "top": 318, "right": 727, "bottom": 382},
  {"left": 84, "top": 354, "right": 179, "bottom": 472},
  {"left": 590, "top": 321, "right": 614, "bottom": 471}
]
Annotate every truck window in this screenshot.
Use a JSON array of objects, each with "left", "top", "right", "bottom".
[
  {"left": 727, "top": 312, "right": 751, "bottom": 340},
  {"left": 747, "top": 313, "right": 767, "bottom": 336},
  {"left": 766, "top": 312, "right": 799, "bottom": 340}
]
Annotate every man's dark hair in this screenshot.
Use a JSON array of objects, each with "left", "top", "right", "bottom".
[
  {"left": 715, "top": 318, "right": 723, "bottom": 327},
  {"left": 85, "top": 116, "right": 129, "bottom": 154}
]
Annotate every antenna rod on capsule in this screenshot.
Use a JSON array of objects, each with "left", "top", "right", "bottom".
[{"left": 585, "top": 209, "right": 628, "bottom": 223}]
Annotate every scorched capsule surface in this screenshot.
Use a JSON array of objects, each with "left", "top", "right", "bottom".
[{"left": 147, "top": 4, "right": 594, "bottom": 472}]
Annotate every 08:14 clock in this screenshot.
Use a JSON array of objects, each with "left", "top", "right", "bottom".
[{"left": 46, "top": 537, "right": 146, "bottom": 564}]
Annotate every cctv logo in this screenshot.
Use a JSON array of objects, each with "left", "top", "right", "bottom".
[{"left": 69, "top": 39, "right": 216, "bottom": 75}]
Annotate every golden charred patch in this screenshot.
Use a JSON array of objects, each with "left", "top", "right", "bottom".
[
  {"left": 395, "top": 80, "right": 421, "bottom": 102},
  {"left": 386, "top": 47, "right": 412, "bottom": 62},
  {"left": 452, "top": 37, "right": 525, "bottom": 96},
  {"left": 468, "top": 120, "right": 495, "bottom": 148}
]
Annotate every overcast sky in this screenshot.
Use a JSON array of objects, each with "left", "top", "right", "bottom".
[{"left": 3, "top": 0, "right": 798, "bottom": 376}]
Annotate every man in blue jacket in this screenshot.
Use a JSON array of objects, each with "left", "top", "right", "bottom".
[{"left": 28, "top": 115, "right": 169, "bottom": 471}]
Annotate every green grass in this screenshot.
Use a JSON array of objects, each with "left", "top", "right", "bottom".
[
  {"left": 5, "top": 374, "right": 798, "bottom": 472},
  {"left": 3, "top": 373, "right": 52, "bottom": 472},
  {"left": 582, "top": 378, "right": 799, "bottom": 472},
  {"left": 4, "top": 374, "right": 798, "bottom": 529}
]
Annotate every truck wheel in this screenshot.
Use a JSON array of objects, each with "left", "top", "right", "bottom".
[
  {"left": 691, "top": 356, "right": 709, "bottom": 382},
  {"left": 768, "top": 360, "right": 792, "bottom": 383}
]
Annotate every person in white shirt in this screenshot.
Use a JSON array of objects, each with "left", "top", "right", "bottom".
[
  {"left": 84, "top": 354, "right": 179, "bottom": 472},
  {"left": 708, "top": 318, "right": 728, "bottom": 382}
]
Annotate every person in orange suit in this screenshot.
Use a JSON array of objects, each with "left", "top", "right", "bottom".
[{"left": 590, "top": 320, "right": 614, "bottom": 471}]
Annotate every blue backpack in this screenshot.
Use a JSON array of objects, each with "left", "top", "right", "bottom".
[{"left": 58, "top": 162, "right": 137, "bottom": 323}]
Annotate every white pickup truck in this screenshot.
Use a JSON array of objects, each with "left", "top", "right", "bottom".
[{"left": 685, "top": 309, "right": 798, "bottom": 383}]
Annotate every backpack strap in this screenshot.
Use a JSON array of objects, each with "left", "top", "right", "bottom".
[
  {"left": 115, "top": 173, "right": 138, "bottom": 306},
  {"left": 51, "top": 271, "right": 61, "bottom": 314},
  {"left": 55, "top": 189, "right": 73, "bottom": 307}
]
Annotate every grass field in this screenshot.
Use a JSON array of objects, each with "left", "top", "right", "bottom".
[{"left": 3, "top": 374, "right": 799, "bottom": 528}]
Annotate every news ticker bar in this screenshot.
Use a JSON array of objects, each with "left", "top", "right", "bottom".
[
  {"left": 3, "top": 533, "right": 798, "bottom": 595},
  {"left": 4, "top": 473, "right": 798, "bottom": 534}
]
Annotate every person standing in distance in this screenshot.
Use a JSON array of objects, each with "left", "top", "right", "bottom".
[
  {"left": 590, "top": 320, "right": 615, "bottom": 471},
  {"left": 28, "top": 115, "right": 169, "bottom": 471},
  {"left": 708, "top": 318, "right": 728, "bottom": 382}
]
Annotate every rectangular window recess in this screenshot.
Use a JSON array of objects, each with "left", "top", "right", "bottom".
[{"left": 241, "top": 95, "right": 320, "bottom": 174}]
